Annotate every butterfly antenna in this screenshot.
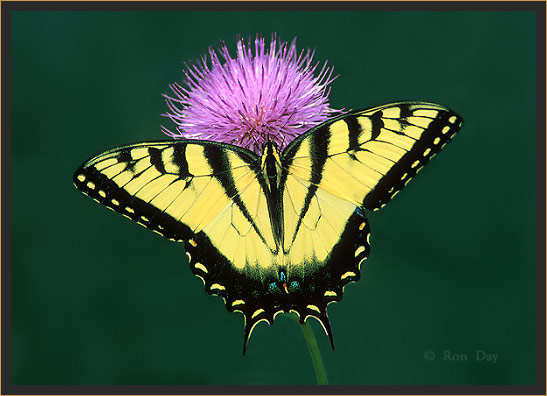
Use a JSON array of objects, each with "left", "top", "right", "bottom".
[
  {"left": 248, "top": 130, "right": 262, "bottom": 153},
  {"left": 279, "top": 131, "right": 288, "bottom": 149}
]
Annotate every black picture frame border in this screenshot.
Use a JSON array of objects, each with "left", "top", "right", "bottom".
[{"left": 2, "top": 1, "right": 545, "bottom": 395}]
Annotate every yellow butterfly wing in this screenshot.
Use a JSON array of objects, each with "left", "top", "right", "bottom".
[
  {"left": 279, "top": 102, "right": 463, "bottom": 339},
  {"left": 74, "top": 101, "right": 463, "bottom": 353},
  {"left": 74, "top": 139, "right": 280, "bottom": 272}
]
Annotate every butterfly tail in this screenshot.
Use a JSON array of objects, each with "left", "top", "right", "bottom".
[
  {"left": 301, "top": 309, "right": 335, "bottom": 351},
  {"left": 320, "top": 314, "right": 336, "bottom": 351},
  {"left": 243, "top": 323, "right": 252, "bottom": 355},
  {"left": 242, "top": 313, "right": 268, "bottom": 355}
]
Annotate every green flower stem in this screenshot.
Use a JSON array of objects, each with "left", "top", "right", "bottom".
[{"left": 290, "top": 313, "right": 328, "bottom": 385}]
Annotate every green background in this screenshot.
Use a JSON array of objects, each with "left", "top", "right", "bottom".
[{"left": 10, "top": 10, "right": 536, "bottom": 385}]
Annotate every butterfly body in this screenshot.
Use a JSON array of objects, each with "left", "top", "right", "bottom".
[{"left": 73, "top": 101, "right": 463, "bottom": 353}]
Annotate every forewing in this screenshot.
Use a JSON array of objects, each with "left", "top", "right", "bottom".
[
  {"left": 284, "top": 101, "right": 463, "bottom": 211},
  {"left": 74, "top": 140, "right": 279, "bottom": 282}
]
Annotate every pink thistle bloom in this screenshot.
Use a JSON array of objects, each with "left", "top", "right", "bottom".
[{"left": 162, "top": 35, "right": 341, "bottom": 154}]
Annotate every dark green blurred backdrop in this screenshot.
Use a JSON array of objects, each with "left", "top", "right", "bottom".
[{"left": 10, "top": 10, "right": 536, "bottom": 385}]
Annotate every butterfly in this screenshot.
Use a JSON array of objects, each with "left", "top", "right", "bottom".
[{"left": 73, "top": 101, "right": 463, "bottom": 353}]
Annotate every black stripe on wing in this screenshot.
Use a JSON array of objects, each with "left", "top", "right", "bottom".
[
  {"left": 73, "top": 159, "right": 193, "bottom": 242},
  {"left": 203, "top": 145, "right": 273, "bottom": 250},
  {"left": 281, "top": 131, "right": 330, "bottom": 249},
  {"left": 360, "top": 105, "right": 463, "bottom": 210},
  {"left": 73, "top": 140, "right": 261, "bottom": 242},
  {"left": 283, "top": 102, "right": 463, "bottom": 212}
]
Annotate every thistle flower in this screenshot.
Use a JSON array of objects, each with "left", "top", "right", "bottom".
[{"left": 163, "top": 35, "right": 341, "bottom": 154}]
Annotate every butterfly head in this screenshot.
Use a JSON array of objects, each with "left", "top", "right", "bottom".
[
  {"left": 260, "top": 141, "right": 283, "bottom": 195},
  {"left": 261, "top": 140, "right": 279, "bottom": 152}
]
